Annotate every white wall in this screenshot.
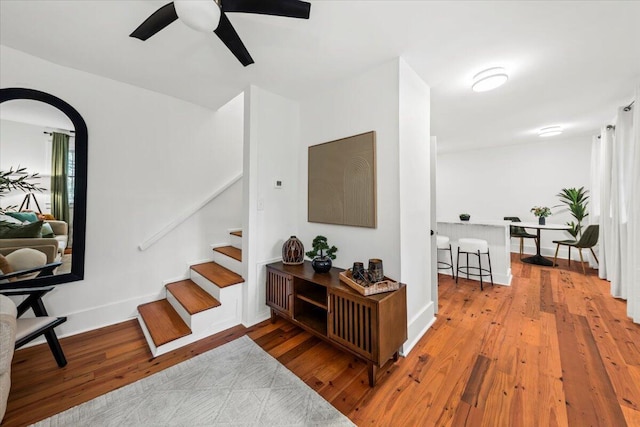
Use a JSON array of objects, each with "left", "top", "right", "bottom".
[
  {"left": 437, "top": 136, "right": 592, "bottom": 258},
  {"left": 298, "top": 58, "right": 434, "bottom": 353},
  {"left": 398, "top": 59, "right": 434, "bottom": 351},
  {"left": 1, "top": 46, "right": 244, "bottom": 336},
  {"left": 242, "top": 86, "right": 300, "bottom": 326}
]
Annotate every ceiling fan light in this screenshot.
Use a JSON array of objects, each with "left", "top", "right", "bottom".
[
  {"left": 175, "top": 0, "right": 221, "bottom": 32},
  {"left": 471, "top": 67, "right": 508, "bottom": 92},
  {"left": 538, "top": 126, "right": 563, "bottom": 137}
]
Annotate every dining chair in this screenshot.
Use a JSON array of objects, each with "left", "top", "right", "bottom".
[
  {"left": 504, "top": 217, "right": 537, "bottom": 258},
  {"left": 1, "top": 250, "right": 67, "bottom": 367},
  {"left": 552, "top": 224, "right": 599, "bottom": 275}
]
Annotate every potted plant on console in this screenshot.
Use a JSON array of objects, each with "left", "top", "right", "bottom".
[{"left": 305, "top": 235, "right": 338, "bottom": 273}]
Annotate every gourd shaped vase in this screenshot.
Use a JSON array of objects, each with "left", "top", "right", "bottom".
[{"left": 282, "top": 236, "right": 304, "bottom": 265}]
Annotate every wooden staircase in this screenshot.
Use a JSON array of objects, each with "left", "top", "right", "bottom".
[{"left": 137, "top": 229, "right": 244, "bottom": 357}]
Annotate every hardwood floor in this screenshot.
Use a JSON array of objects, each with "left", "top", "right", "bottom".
[{"left": 3, "top": 254, "right": 639, "bottom": 426}]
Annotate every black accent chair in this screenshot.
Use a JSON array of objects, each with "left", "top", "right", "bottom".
[
  {"left": 552, "top": 224, "right": 599, "bottom": 275},
  {"left": 504, "top": 217, "right": 538, "bottom": 259},
  {"left": 0, "top": 262, "right": 67, "bottom": 367}
]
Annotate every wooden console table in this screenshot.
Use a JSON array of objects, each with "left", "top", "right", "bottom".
[{"left": 265, "top": 261, "right": 407, "bottom": 386}]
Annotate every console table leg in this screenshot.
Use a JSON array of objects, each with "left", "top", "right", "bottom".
[
  {"left": 393, "top": 350, "right": 399, "bottom": 362},
  {"left": 368, "top": 362, "right": 377, "bottom": 387},
  {"left": 270, "top": 309, "right": 277, "bottom": 324}
]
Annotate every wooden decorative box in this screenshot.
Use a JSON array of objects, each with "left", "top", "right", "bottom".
[{"left": 338, "top": 270, "right": 400, "bottom": 296}]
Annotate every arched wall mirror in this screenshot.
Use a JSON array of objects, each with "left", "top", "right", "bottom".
[{"left": 0, "top": 88, "right": 87, "bottom": 286}]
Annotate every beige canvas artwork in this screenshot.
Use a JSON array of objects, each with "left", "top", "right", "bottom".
[{"left": 308, "top": 131, "right": 377, "bottom": 228}]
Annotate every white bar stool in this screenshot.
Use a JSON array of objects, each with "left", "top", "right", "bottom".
[
  {"left": 436, "top": 235, "right": 455, "bottom": 278},
  {"left": 456, "top": 238, "right": 494, "bottom": 290}
]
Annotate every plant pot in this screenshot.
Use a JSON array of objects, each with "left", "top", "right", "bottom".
[
  {"left": 459, "top": 214, "right": 470, "bottom": 222},
  {"left": 311, "top": 256, "right": 332, "bottom": 273},
  {"left": 538, "top": 216, "right": 546, "bottom": 225}
]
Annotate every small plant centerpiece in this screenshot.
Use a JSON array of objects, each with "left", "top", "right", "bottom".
[
  {"left": 459, "top": 213, "right": 470, "bottom": 221},
  {"left": 530, "top": 206, "right": 552, "bottom": 225},
  {"left": 305, "top": 235, "right": 338, "bottom": 273},
  {"left": 556, "top": 187, "right": 589, "bottom": 239}
]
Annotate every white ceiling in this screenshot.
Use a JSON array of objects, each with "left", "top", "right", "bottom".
[{"left": 1, "top": 1, "right": 639, "bottom": 152}]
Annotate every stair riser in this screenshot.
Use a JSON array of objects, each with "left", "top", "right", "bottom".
[
  {"left": 139, "top": 313, "right": 240, "bottom": 358},
  {"left": 211, "top": 250, "right": 242, "bottom": 275},
  {"left": 229, "top": 233, "right": 242, "bottom": 250}
]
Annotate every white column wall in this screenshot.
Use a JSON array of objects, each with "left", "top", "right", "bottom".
[
  {"left": 1, "top": 46, "right": 244, "bottom": 336},
  {"left": 437, "top": 137, "right": 592, "bottom": 259},
  {"left": 398, "top": 59, "right": 434, "bottom": 352},
  {"left": 299, "top": 58, "right": 434, "bottom": 353},
  {"left": 242, "top": 86, "right": 300, "bottom": 326}
]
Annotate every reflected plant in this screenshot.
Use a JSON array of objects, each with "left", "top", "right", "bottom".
[{"left": 0, "top": 166, "right": 46, "bottom": 213}]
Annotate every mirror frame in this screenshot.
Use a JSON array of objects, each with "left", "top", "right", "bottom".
[{"left": 1, "top": 87, "right": 87, "bottom": 286}]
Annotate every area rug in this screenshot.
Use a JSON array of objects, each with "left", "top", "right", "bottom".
[{"left": 32, "top": 336, "right": 354, "bottom": 426}]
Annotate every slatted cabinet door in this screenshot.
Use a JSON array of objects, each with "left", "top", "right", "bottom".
[
  {"left": 328, "top": 288, "right": 378, "bottom": 361},
  {"left": 266, "top": 268, "right": 293, "bottom": 317}
]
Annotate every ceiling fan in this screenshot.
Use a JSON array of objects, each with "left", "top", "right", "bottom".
[{"left": 130, "top": 0, "right": 311, "bottom": 66}]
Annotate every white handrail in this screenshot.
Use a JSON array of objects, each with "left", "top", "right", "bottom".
[{"left": 138, "top": 172, "right": 243, "bottom": 251}]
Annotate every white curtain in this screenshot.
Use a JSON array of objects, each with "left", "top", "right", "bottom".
[{"left": 593, "top": 83, "right": 640, "bottom": 323}]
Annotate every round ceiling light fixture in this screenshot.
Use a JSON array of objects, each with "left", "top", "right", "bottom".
[
  {"left": 471, "top": 67, "right": 509, "bottom": 92},
  {"left": 175, "top": 0, "right": 222, "bottom": 32},
  {"left": 538, "top": 126, "right": 563, "bottom": 137}
]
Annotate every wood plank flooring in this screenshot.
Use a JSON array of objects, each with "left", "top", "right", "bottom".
[{"left": 3, "top": 254, "right": 639, "bottom": 426}]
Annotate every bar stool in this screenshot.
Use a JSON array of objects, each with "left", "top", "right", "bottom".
[
  {"left": 436, "top": 235, "right": 455, "bottom": 278},
  {"left": 456, "top": 238, "right": 494, "bottom": 290}
]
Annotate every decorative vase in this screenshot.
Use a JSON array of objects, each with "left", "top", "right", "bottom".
[
  {"left": 539, "top": 216, "right": 546, "bottom": 225},
  {"left": 282, "top": 236, "right": 304, "bottom": 265},
  {"left": 311, "top": 256, "right": 332, "bottom": 273}
]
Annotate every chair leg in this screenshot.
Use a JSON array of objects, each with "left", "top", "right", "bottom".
[
  {"left": 44, "top": 329, "right": 68, "bottom": 367},
  {"left": 486, "top": 249, "right": 494, "bottom": 286},
  {"left": 590, "top": 247, "right": 599, "bottom": 264},
  {"left": 553, "top": 244, "right": 560, "bottom": 267},
  {"left": 466, "top": 253, "right": 470, "bottom": 280},
  {"left": 578, "top": 248, "right": 586, "bottom": 275},
  {"left": 449, "top": 245, "right": 455, "bottom": 278},
  {"left": 519, "top": 238, "right": 524, "bottom": 258},
  {"left": 477, "top": 250, "right": 483, "bottom": 291},
  {"left": 455, "top": 247, "right": 460, "bottom": 285}
]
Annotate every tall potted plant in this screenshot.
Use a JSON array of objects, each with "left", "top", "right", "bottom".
[
  {"left": 556, "top": 187, "right": 589, "bottom": 239},
  {"left": 0, "top": 166, "right": 46, "bottom": 214}
]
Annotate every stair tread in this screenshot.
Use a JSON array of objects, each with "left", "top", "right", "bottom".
[
  {"left": 213, "top": 245, "right": 242, "bottom": 262},
  {"left": 138, "top": 300, "right": 191, "bottom": 347},
  {"left": 230, "top": 230, "right": 242, "bottom": 237},
  {"left": 166, "top": 279, "right": 221, "bottom": 315},
  {"left": 191, "top": 261, "right": 244, "bottom": 288}
]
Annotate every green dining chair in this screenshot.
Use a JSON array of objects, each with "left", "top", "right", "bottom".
[
  {"left": 552, "top": 224, "right": 599, "bottom": 275},
  {"left": 504, "top": 217, "right": 537, "bottom": 259}
]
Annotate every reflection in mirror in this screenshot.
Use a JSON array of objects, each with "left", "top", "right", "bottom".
[{"left": 0, "top": 88, "right": 87, "bottom": 286}]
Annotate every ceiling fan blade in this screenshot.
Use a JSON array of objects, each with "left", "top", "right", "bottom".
[
  {"left": 222, "top": 0, "right": 310, "bottom": 19},
  {"left": 214, "top": 12, "right": 254, "bottom": 67},
  {"left": 130, "top": 2, "right": 179, "bottom": 40}
]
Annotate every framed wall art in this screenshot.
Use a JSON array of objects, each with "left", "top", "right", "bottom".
[{"left": 308, "top": 131, "right": 377, "bottom": 228}]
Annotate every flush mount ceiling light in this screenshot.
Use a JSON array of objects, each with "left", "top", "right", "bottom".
[
  {"left": 538, "top": 126, "right": 563, "bottom": 137},
  {"left": 471, "top": 67, "right": 508, "bottom": 92}
]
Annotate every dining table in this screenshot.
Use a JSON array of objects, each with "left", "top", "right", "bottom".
[{"left": 517, "top": 222, "right": 571, "bottom": 266}]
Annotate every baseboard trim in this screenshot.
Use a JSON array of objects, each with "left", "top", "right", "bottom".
[{"left": 402, "top": 301, "right": 435, "bottom": 356}]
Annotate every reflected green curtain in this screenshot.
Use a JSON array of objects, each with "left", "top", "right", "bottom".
[{"left": 51, "top": 132, "right": 69, "bottom": 223}]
